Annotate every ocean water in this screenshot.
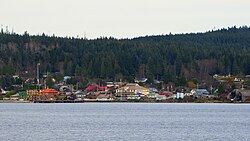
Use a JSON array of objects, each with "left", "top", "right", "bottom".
[{"left": 0, "top": 103, "right": 250, "bottom": 141}]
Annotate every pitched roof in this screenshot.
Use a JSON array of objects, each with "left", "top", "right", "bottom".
[
  {"left": 122, "top": 83, "right": 148, "bottom": 91},
  {"left": 86, "top": 85, "right": 97, "bottom": 91}
]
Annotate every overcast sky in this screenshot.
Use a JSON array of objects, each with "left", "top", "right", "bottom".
[{"left": 0, "top": 0, "right": 249, "bottom": 39}]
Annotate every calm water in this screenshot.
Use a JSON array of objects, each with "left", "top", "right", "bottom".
[{"left": 0, "top": 103, "right": 250, "bottom": 141}]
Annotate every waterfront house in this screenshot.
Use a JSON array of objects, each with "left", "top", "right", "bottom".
[
  {"left": 149, "top": 88, "right": 159, "bottom": 94},
  {"left": 176, "top": 92, "right": 184, "bottom": 99},
  {"left": 159, "top": 91, "right": 173, "bottom": 97},
  {"left": 40, "top": 89, "right": 59, "bottom": 101},
  {"left": 115, "top": 83, "right": 149, "bottom": 97},
  {"left": 146, "top": 88, "right": 159, "bottom": 98},
  {"left": 10, "top": 93, "right": 19, "bottom": 101},
  {"left": 191, "top": 89, "right": 210, "bottom": 98},
  {"left": 156, "top": 95, "right": 167, "bottom": 101},
  {"left": 184, "top": 90, "right": 193, "bottom": 96},
  {"left": 96, "top": 91, "right": 114, "bottom": 101},
  {"left": 27, "top": 90, "right": 41, "bottom": 101},
  {"left": 191, "top": 89, "right": 209, "bottom": 95},
  {"left": 75, "top": 90, "right": 86, "bottom": 100},
  {"left": 18, "top": 92, "right": 28, "bottom": 100}
]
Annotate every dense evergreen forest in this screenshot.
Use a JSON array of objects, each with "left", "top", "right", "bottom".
[{"left": 0, "top": 26, "right": 250, "bottom": 86}]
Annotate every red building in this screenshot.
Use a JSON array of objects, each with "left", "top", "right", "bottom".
[{"left": 41, "top": 89, "right": 59, "bottom": 101}]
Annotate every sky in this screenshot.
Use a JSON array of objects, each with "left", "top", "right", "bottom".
[{"left": 0, "top": 0, "right": 249, "bottom": 39}]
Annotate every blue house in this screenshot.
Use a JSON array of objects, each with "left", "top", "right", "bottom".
[{"left": 195, "top": 89, "right": 210, "bottom": 95}]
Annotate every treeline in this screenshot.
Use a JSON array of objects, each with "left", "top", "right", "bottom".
[{"left": 0, "top": 26, "right": 250, "bottom": 86}]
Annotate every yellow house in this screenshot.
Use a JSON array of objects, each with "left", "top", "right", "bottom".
[{"left": 116, "top": 83, "right": 149, "bottom": 96}]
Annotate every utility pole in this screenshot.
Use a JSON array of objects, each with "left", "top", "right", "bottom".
[{"left": 37, "top": 63, "right": 40, "bottom": 90}]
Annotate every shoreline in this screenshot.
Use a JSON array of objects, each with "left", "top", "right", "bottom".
[
  {"left": 0, "top": 100, "right": 30, "bottom": 103},
  {"left": 0, "top": 100, "right": 247, "bottom": 104}
]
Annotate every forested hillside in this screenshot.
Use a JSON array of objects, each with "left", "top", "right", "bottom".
[{"left": 0, "top": 26, "right": 250, "bottom": 86}]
